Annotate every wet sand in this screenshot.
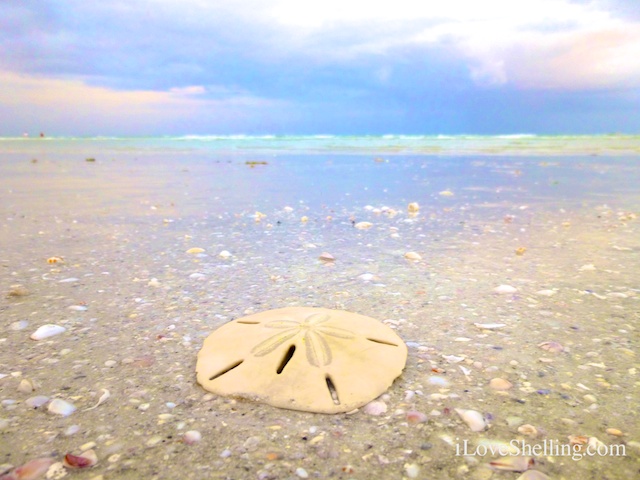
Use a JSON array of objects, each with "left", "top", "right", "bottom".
[{"left": 1, "top": 152, "right": 639, "bottom": 479}]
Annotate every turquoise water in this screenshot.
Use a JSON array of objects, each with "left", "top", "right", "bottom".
[{"left": 1, "top": 134, "right": 639, "bottom": 156}]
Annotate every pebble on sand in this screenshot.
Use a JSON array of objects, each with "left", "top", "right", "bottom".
[
  {"left": 404, "top": 252, "right": 422, "bottom": 261},
  {"left": 407, "top": 202, "right": 420, "bottom": 213}
]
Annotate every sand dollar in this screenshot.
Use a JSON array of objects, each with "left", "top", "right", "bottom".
[{"left": 196, "top": 307, "right": 408, "bottom": 413}]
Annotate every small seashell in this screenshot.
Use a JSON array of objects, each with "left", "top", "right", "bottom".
[
  {"left": 489, "top": 378, "right": 513, "bottom": 390},
  {"left": 183, "top": 430, "right": 202, "bottom": 445},
  {"left": 515, "top": 247, "right": 527, "bottom": 256},
  {"left": 8, "top": 285, "right": 30, "bottom": 297},
  {"left": 186, "top": 247, "right": 205, "bottom": 254},
  {"left": 568, "top": 434, "right": 589, "bottom": 447},
  {"left": 535, "top": 289, "right": 556, "bottom": 296},
  {"left": 538, "top": 341, "right": 564, "bottom": 353},
  {"left": 300, "top": 216, "right": 309, "bottom": 223},
  {"left": 67, "top": 305, "right": 88, "bottom": 311},
  {"left": 47, "top": 398, "right": 76, "bottom": 416},
  {"left": 30, "top": 324, "right": 66, "bottom": 340},
  {"left": 474, "top": 323, "right": 506, "bottom": 330},
  {"left": 517, "top": 424, "right": 539, "bottom": 437},
  {"left": 363, "top": 400, "right": 387, "bottom": 416},
  {"left": 439, "top": 190, "right": 454, "bottom": 196},
  {"left": 407, "top": 202, "right": 420, "bottom": 213},
  {"left": 25, "top": 395, "right": 50, "bottom": 408},
  {"left": 63, "top": 449, "right": 97, "bottom": 469},
  {"left": 47, "top": 257, "right": 64, "bottom": 264},
  {"left": 318, "top": 252, "right": 335, "bottom": 262},
  {"left": 354, "top": 221, "right": 373, "bottom": 230},
  {"left": 455, "top": 408, "right": 486, "bottom": 432},
  {"left": 10, "top": 320, "right": 29, "bottom": 331},
  {"left": 147, "top": 278, "right": 161, "bottom": 287},
  {"left": 83, "top": 389, "right": 110, "bottom": 411},
  {"left": 489, "top": 456, "right": 534, "bottom": 472},
  {"left": 605, "top": 428, "right": 624, "bottom": 437},
  {"left": 494, "top": 285, "right": 517, "bottom": 294},
  {"left": 17, "top": 379, "right": 35, "bottom": 393},
  {"left": 404, "top": 463, "right": 420, "bottom": 478},
  {"left": 218, "top": 250, "right": 232, "bottom": 259},
  {"left": 404, "top": 252, "right": 422, "bottom": 261},
  {"left": 10, "top": 457, "right": 56, "bottom": 480},
  {"left": 406, "top": 411, "right": 428, "bottom": 424},
  {"left": 516, "top": 471, "right": 551, "bottom": 480},
  {"left": 357, "top": 273, "right": 376, "bottom": 281},
  {"left": 58, "top": 277, "right": 79, "bottom": 283}
]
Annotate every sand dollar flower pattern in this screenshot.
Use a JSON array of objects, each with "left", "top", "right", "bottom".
[
  {"left": 196, "top": 307, "right": 408, "bottom": 413},
  {"left": 250, "top": 313, "right": 355, "bottom": 367}
]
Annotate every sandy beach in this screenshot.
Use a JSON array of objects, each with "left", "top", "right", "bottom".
[{"left": 1, "top": 148, "right": 639, "bottom": 479}]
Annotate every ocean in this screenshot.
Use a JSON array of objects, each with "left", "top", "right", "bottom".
[{"left": 1, "top": 133, "right": 640, "bottom": 156}]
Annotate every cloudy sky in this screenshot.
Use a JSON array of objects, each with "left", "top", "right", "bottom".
[{"left": 1, "top": 0, "right": 639, "bottom": 136}]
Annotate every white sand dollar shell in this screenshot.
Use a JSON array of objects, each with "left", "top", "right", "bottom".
[{"left": 196, "top": 307, "right": 408, "bottom": 413}]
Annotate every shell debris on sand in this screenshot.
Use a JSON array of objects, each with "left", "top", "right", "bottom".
[
  {"left": 63, "top": 449, "right": 98, "bottom": 469},
  {"left": 494, "top": 285, "right": 518, "bottom": 294},
  {"left": 404, "top": 252, "right": 422, "bottom": 261},
  {"left": 354, "top": 221, "right": 373, "bottom": 230},
  {"left": 7, "top": 285, "right": 30, "bottom": 297},
  {"left": 30, "top": 324, "right": 66, "bottom": 340},
  {"left": 489, "top": 378, "right": 513, "bottom": 390},
  {"left": 407, "top": 202, "right": 420, "bottom": 213},
  {"left": 47, "top": 399, "right": 76, "bottom": 417},
  {"left": 455, "top": 408, "right": 487, "bottom": 432}
]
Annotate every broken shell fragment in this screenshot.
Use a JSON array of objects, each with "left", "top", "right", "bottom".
[
  {"left": 407, "top": 202, "right": 420, "bottom": 213},
  {"left": 455, "top": 408, "right": 486, "bottom": 432},
  {"left": 538, "top": 341, "right": 564, "bottom": 353},
  {"left": 63, "top": 449, "right": 98, "bottom": 469},
  {"left": 354, "top": 221, "right": 373, "bottom": 230},
  {"left": 83, "top": 389, "right": 110, "bottom": 411},
  {"left": 47, "top": 398, "right": 76, "bottom": 416},
  {"left": 7, "top": 457, "right": 56, "bottom": 480},
  {"left": 17, "top": 379, "right": 36, "bottom": 393},
  {"left": 186, "top": 247, "right": 205, "bottom": 254},
  {"left": 474, "top": 323, "right": 506, "bottom": 330},
  {"left": 516, "top": 471, "right": 551, "bottom": 480},
  {"left": 47, "top": 256, "right": 64, "bottom": 264},
  {"left": 489, "top": 378, "right": 513, "bottom": 390},
  {"left": 318, "top": 252, "right": 335, "bottom": 262},
  {"left": 183, "top": 430, "right": 202, "bottom": 445},
  {"left": 489, "top": 456, "right": 534, "bottom": 472},
  {"left": 517, "top": 424, "right": 539, "bottom": 437},
  {"left": 196, "top": 307, "right": 407, "bottom": 414},
  {"left": 8, "top": 285, "right": 30, "bottom": 297},
  {"left": 494, "top": 285, "right": 518, "bottom": 294},
  {"left": 404, "top": 252, "right": 422, "bottom": 261},
  {"left": 30, "top": 324, "right": 66, "bottom": 340}
]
